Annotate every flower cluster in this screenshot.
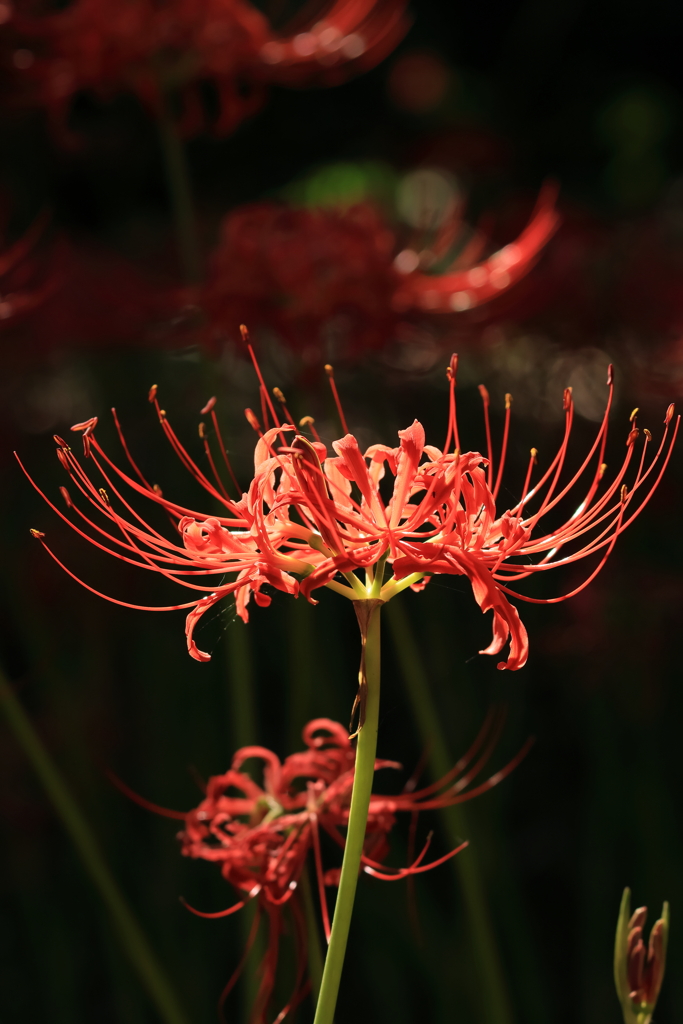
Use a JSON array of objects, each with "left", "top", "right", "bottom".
[
  {"left": 200, "top": 187, "right": 559, "bottom": 356},
  {"left": 120, "top": 714, "right": 524, "bottom": 1022},
  {"left": 4, "top": 0, "right": 409, "bottom": 136},
  {"left": 21, "top": 336, "right": 678, "bottom": 673}
]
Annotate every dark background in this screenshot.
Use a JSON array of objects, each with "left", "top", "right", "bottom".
[{"left": 1, "top": 1, "right": 682, "bottom": 1023}]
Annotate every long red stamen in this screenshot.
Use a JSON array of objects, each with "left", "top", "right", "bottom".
[{"left": 324, "top": 364, "right": 349, "bottom": 435}]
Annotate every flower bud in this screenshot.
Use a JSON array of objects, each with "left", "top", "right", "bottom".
[{"left": 614, "top": 888, "right": 669, "bottom": 1024}]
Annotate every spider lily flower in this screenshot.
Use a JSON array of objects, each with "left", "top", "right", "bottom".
[
  {"left": 201, "top": 187, "right": 558, "bottom": 356},
  {"left": 20, "top": 338, "right": 678, "bottom": 669},
  {"left": 5, "top": 0, "right": 409, "bottom": 136},
  {"left": 614, "top": 888, "right": 670, "bottom": 1024},
  {"left": 115, "top": 714, "right": 524, "bottom": 1022}
]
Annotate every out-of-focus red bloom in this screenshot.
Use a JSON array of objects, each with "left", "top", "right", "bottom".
[
  {"left": 0, "top": 232, "right": 174, "bottom": 360},
  {"left": 118, "top": 714, "right": 525, "bottom": 1021},
  {"left": 3, "top": 0, "right": 409, "bottom": 136},
  {"left": 20, "top": 337, "right": 678, "bottom": 671},
  {"left": 0, "top": 210, "right": 56, "bottom": 324},
  {"left": 200, "top": 187, "right": 559, "bottom": 357},
  {"left": 203, "top": 201, "right": 397, "bottom": 357}
]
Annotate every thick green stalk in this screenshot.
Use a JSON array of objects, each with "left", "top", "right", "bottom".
[
  {"left": 0, "top": 669, "right": 190, "bottom": 1024},
  {"left": 386, "top": 599, "right": 515, "bottom": 1024},
  {"left": 313, "top": 601, "right": 382, "bottom": 1024},
  {"left": 157, "top": 93, "right": 202, "bottom": 284}
]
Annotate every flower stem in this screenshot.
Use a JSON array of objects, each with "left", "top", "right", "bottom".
[
  {"left": 300, "top": 865, "right": 325, "bottom": 1000},
  {"left": 225, "top": 620, "right": 265, "bottom": 1021},
  {"left": 157, "top": 92, "right": 202, "bottom": 285},
  {"left": 312, "top": 601, "right": 382, "bottom": 1024},
  {"left": 0, "top": 668, "right": 190, "bottom": 1024},
  {"left": 386, "top": 599, "right": 514, "bottom": 1024}
]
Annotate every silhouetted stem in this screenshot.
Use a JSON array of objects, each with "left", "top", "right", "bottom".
[
  {"left": 313, "top": 601, "right": 381, "bottom": 1024},
  {"left": 287, "top": 598, "right": 315, "bottom": 751},
  {"left": 0, "top": 668, "right": 190, "bottom": 1024},
  {"left": 157, "top": 94, "right": 202, "bottom": 284},
  {"left": 225, "top": 620, "right": 265, "bottom": 1020},
  {"left": 300, "top": 866, "right": 325, "bottom": 1000},
  {"left": 386, "top": 599, "right": 514, "bottom": 1024}
]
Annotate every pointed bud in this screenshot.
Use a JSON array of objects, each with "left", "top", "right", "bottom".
[{"left": 615, "top": 888, "right": 669, "bottom": 1024}]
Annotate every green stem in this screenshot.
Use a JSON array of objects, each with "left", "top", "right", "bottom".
[
  {"left": 157, "top": 93, "right": 202, "bottom": 284},
  {"left": 313, "top": 601, "right": 382, "bottom": 1024},
  {"left": 386, "top": 599, "right": 515, "bottom": 1024},
  {"left": 0, "top": 669, "right": 190, "bottom": 1024}
]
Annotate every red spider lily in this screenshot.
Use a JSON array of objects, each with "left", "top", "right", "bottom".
[
  {"left": 19, "top": 335, "right": 678, "bottom": 668},
  {"left": 114, "top": 713, "right": 527, "bottom": 1022},
  {"left": 200, "top": 187, "right": 559, "bottom": 357},
  {"left": 4, "top": 0, "right": 409, "bottom": 136}
]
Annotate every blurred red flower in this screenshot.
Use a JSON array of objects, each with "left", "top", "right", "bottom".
[
  {"left": 200, "top": 187, "right": 559, "bottom": 358},
  {"left": 116, "top": 713, "right": 525, "bottom": 1022},
  {"left": 3, "top": 0, "right": 409, "bottom": 135}
]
